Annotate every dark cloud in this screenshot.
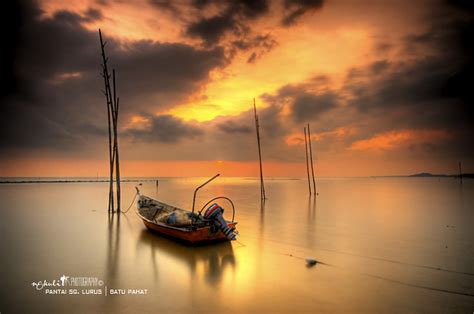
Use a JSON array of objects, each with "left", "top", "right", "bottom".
[
  {"left": 113, "top": 41, "right": 225, "bottom": 109},
  {"left": 349, "top": 57, "right": 453, "bottom": 112},
  {"left": 339, "top": 2, "right": 474, "bottom": 158},
  {"left": 205, "top": 103, "right": 297, "bottom": 161},
  {"left": 232, "top": 34, "right": 277, "bottom": 63},
  {"left": 191, "top": 0, "right": 209, "bottom": 9},
  {"left": 405, "top": 31, "right": 433, "bottom": 45},
  {"left": 148, "top": 0, "right": 181, "bottom": 16},
  {"left": 192, "top": 0, "right": 269, "bottom": 19},
  {"left": 257, "top": 102, "right": 289, "bottom": 140},
  {"left": 185, "top": 0, "right": 269, "bottom": 45},
  {"left": 252, "top": 0, "right": 474, "bottom": 160},
  {"left": 342, "top": 58, "right": 472, "bottom": 143},
  {"left": 439, "top": 3, "right": 474, "bottom": 107},
  {"left": 374, "top": 42, "right": 393, "bottom": 53},
  {"left": 217, "top": 121, "right": 253, "bottom": 134},
  {"left": 309, "top": 75, "right": 330, "bottom": 84},
  {"left": 127, "top": 115, "right": 202, "bottom": 143},
  {"left": 445, "top": 0, "right": 474, "bottom": 11},
  {"left": 0, "top": 0, "right": 226, "bottom": 155},
  {"left": 247, "top": 52, "right": 257, "bottom": 63},
  {"left": 95, "top": 0, "right": 109, "bottom": 6},
  {"left": 1, "top": 1, "right": 22, "bottom": 101},
  {"left": 346, "top": 60, "right": 391, "bottom": 81},
  {"left": 186, "top": 14, "right": 237, "bottom": 45},
  {"left": 347, "top": 5, "right": 474, "bottom": 130},
  {"left": 370, "top": 60, "right": 390, "bottom": 75},
  {"left": 83, "top": 8, "right": 103, "bottom": 22},
  {"left": 146, "top": 1, "right": 277, "bottom": 62},
  {"left": 281, "top": 0, "right": 324, "bottom": 26},
  {"left": 239, "top": 0, "right": 270, "bottom": 19},
  {"left": 261, "top": 79, "right": 338, "bottom": 123},
  {"left": 232, "top": 34, "right": 277, "bottom": 51},
  {"left": 292, "top": 92, "right": 339, "bottom": 122}
]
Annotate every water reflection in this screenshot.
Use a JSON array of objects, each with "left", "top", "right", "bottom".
[
  {"left": 458, "top": 180, "right": 465, "bottom": 211},
  {"left": 259, "top": 199, "right": 265, "bottom": 238},
  {"left": 307, "top": 197, "right": 317, "bottom": 222},
  {"left": 106, "top": 213, "right": 121, "bottom": 286},
  {"left": 306, "top": 197, "right": 317, "bottom": 247},
  {"left": 137, "top": 230, "right": 236, "bottom": 287},
  {"left": 1, "top": 178, "right": 473, "bottom": 313}
]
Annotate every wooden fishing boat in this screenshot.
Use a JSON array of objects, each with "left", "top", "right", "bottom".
[{"left": 136, "top": 174, "right": 238, "bottom": 244}]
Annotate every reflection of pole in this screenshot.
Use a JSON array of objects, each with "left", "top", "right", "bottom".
[
  {"left": 307, "top": 124, "right": 316, "bottom": 196},
  {"left": 254, "top": 98, "right": 266, "bottom": 200},
  {"left": 459, "top": 162, "right": 463, "bottom": 185},
  {"left": 304, "top": 127, "right": 312, "bottom": 196}
]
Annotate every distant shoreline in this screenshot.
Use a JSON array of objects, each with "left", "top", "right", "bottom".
[
  {"left": 0, "top": 179, "right": 158, "bottom": 184},
  {"left": 407, "top": 172, "right": 473, "bottom": 178},
  {"left": 0, "top": 173, "right": 472, "bottom": 184}
]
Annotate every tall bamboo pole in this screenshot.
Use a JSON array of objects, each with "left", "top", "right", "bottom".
[
  {"left": 307, "top": 123, "right": 317, "bottom": 196},
  {"left": 112, "top": 70, "right": 121, "bottom": 212},
  {"left": 304, "top": 126, "right": 312, "bottom": 196},
  {"left": 253, "top": 98, "right": 266, "bottom": 200},
  {"left": 99, "top": 29, "right": 114, "bottom": 213}
]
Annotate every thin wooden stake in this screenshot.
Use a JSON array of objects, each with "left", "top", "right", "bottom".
[
  {"left": 112, "top": 69, "right": 121, "bottom": 213},
  {"left": 304, "top": 126, "right": 312, "bottom": 196},
  {"left": 307, "top": 123, "right": 317, "bottom": 196},
  {"left": 459, "top": 161, "right": 463, "bottom": 185},
  {"left": 253, "top": 98, "right": 266, "bottom": 200}
]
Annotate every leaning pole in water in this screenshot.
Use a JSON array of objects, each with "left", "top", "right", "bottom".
[
  {"left": 112, "top": 69, "right": 121, "bottom": 213},
  {"left": 304, "top": 126, "right": 312, "bottom": 196},
  {"left": 99, "top": 29, "right": 121, "bottom": 213},
  {"left": 307, "top": 123, "right": 317, "bottom": 196},
  {"left": 253, "top": 98, "right": 266, "bottom": 201}
]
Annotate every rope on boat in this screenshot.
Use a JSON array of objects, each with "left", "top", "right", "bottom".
[{"left": 120, "top": 190, "right": 139, "bottom": 213}]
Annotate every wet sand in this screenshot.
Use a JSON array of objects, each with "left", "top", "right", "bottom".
[{"left": 0, "top": 177, "right": 473, "bottom": 313}]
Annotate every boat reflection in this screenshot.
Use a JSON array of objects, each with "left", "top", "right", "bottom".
[{"left": 137, "top": 230, "right": 236, "bottom": 286}]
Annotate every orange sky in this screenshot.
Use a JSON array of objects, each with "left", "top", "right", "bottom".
[
  {"left": 38, "top": 0, "right": 413, "bottom": 121},
  {"left": 1, "top": 0, "right": 472, "bottom": 177},
  {"left": 0, "top": 158, "right": 461, "bottom": 178}
]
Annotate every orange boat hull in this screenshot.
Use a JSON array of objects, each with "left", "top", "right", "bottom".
[{"left": 142, "top": 219, "right": 237, "bottom": 244}]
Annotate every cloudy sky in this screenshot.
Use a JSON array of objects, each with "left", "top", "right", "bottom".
[{"left": 1, "top": 0, "right": 473, "bottom": 176}]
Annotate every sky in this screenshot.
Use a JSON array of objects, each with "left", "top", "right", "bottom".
[{"left": 1, "top": 0, "right": 473, "bottom": 177}]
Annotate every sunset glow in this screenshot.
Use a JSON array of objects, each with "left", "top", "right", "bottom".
[{"left": 1, "top": 0, "right": 473, "bottom": 177}]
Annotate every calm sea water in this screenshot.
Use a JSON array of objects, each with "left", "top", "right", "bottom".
[{"left": 0, "top": 177, "right": 473, "bottom": 313}]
